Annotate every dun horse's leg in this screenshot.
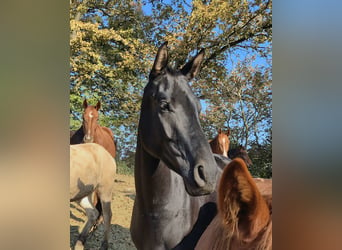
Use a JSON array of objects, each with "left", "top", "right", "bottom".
[
  {"left": 88, "top": 192, "right": 103, "bottom": 231},
  {"left": 94, "top": 192, "right": 104, "bottom": 225},
  {"left": 75, "top": 194, "right": 99, "bottom": 249},
  {"left": 100, "top": 200, "right": 112, "bottom": 250}
]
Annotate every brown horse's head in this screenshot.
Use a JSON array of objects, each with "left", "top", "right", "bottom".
[
  {"left": 139, "top": 42, "right": 218, "bottom": 196},
  {"left": 210, "top": 128, "right": 230, "bottom": 157},
  {"left": 82, "top": 99, "right": 101, "bottom": 143}
]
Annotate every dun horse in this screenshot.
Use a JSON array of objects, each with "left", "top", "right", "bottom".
[
  {"left": 209, "top": 128, "right": 230, "bottom": 157},
  {"left": 130, "top": 42, "right": 221, "bottom": 250},
  {"left": 195, "top": 158, "right": 272, "bottom": 250},
  {"left": 70, "top": 99, "right": 116, "bottom": 158},
  {"left": 70, "top": 143, "right": 116, "bottom": 250},
  {"left": 228, "top": 145, "right": 253, "bottom": 167}
]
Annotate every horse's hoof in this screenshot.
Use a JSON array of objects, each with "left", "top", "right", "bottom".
[{"left": 74, "top": 240, "right": 84, "bottom": 250}]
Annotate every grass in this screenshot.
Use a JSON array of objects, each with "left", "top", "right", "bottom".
[{"left": 116, "top": 160, "right": 134, "bottom": 176}]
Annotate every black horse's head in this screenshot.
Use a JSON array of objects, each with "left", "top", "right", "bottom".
[
  {"left": 228, "top": 145, "right": 253, "bottom": 167},
  {"left": 139, "top": 42, "right": 218, "bottom": 196}
]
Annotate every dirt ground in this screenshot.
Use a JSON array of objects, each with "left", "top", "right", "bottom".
[{"left": 70, "top": 174, "right": 137, "bottom": 250}]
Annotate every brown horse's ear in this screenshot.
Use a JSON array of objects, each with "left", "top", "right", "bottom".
[
  {"left": 95, "top": 101, "right": 101, "bottom": 110},
  {"left": 83, "top": 99, "right": 88, "bottom": 109},
  {"left": 218, "top": 128, "right": 222, "bottom": 134},
  {"left": 218, "top": 158, "right": 270, "bottom": 241},
  {"left": 227, "top": 129, "right": 230, "bottom": 136},
  {"left": 181, "top": 49, "right": 205, "bottom": 80},
  {"left": 151, "top": 42, "right": 168, "bottom": 75}
]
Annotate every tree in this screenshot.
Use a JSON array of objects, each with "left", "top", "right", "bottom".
[
  {"left": 69, "top": 0, "right": 272, "bottom": 176},
  {"left": 70, "top": 0, "right": 156, "bottom": 155},
  {"left": 145, "top": 0, "right": 272, "bottom": 176},
  {"left": 248, "top": 130, "right": 272, "bottom": 178}
]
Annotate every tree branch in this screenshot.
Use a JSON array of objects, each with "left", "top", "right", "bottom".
[
  {"left": 202, "top": 22, "right": 271, "bottom": 67},
  {"left": 202, "top": 0, "right": 272, "bottom": 67}
]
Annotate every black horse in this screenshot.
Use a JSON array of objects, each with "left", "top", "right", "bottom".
[
  {"left": 228, "top": 145, "right": 253, "bottom": 167},
  {"left": 70, "top": 128, "right": 83, "bottom": 144},
  {"left": 130, "top": 42, "right": 230, "bottom": 250}
]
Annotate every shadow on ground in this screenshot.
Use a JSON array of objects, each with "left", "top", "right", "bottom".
[
  {"left": 124, "top": 192, "right": 135, "bottom": 201},
  {"left": 70, "top": 224, "right": 136, "bottom": 250}
]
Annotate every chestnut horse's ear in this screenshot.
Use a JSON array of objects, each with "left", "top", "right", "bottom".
[
  {"left": 96, "top": 101, "right": 101, "bottom": 111},
  {"left": 151, "top": 42, "right": 169, "bottom": 75},
  {"left": 83, "top": 99, "right": 88, "bottom": 109},
  {"left": 218, "top": 128, "right": 222, "bottom": 134},
  {"left": 227, "top": 129, "right": 230, "bottom": 136},
  {"left": 181, "top": 49, "right": 205, "bottom": 80},
  {"left": 218, "top": 158, "right": 270, "bottom": 241}
]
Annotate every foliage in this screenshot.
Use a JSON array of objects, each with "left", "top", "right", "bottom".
[
  {"left": 116, "top": 160, "right": 134, "bottom": 175},
  {"left": 70, "top": 0, "right": 272, "bottom": 173},
  {"left": 248, "top": 135, "right": 272, "bottom": 178},
  {"left": 70, "top": 0, "right": 156, "bottom": 154}
]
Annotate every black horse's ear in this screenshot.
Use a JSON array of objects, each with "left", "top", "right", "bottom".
[
  {"left": 95, "top": 101, "right": 101, "bottom": 110},
  {"left": 83, "top": 99, "right": 88, "bottom": 109},
  {"left": 151, "top": 42, "right": 169, "bottom": 75},
  {"left": 181, "top": 49, "right": 205, "bottom": 80}
]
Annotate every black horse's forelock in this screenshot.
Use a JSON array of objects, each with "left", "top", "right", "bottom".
[{"left": 147, "top": 70, "right": 194, "bottom": 108}]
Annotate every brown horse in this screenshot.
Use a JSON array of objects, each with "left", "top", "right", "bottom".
[
  {"left": 228, "top": 145, "right": 253, "bottom": 167},
  {"left": 70, "top": 99, "right": 116, "bottom": 158},
  {"left": 195, "top": 158, "right": 272, "bottom": 250},
  {"left": 209, "top": 128, "right": 230, "bottom": 157},
  {"left": 70, "top": 143, "right": 116, "bottom": 250}
]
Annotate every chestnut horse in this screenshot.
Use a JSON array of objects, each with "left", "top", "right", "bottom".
[
  {"left": 209, "top": 128, "right": 230, "bottom": 157},
  {"left": 130, "top": 42, "right": 224, "bottom": 250},
  {"left": 70, "top": 99, "right": 116, "bottom": 158},
  {"left": 228, "top": 145, "right": 253, "bottom": 167},
  {"left": 195, "top": 158, "right": 272, "bottom": 250},
  {"left": 70, "top": 143, "right": 116, "bottom": 250}
]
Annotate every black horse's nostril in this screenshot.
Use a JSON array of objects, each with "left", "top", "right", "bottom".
[
  {"left": 194, "top": 165, "right": 206, "bottom": 187},
  {"left": 198, "top": 165, "right": 205, "bottom": 181}
]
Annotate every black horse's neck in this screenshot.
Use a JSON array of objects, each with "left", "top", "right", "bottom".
[
  {"left": 135, "top": 137, "right": 226, "bottom": 250},
  {"left": 134, "top": 136, "right": 180, "bottom": 210}
]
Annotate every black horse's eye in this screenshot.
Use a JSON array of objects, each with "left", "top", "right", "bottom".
[{"left": 160, "top": 100, "right": 170, "bottom": 112}]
